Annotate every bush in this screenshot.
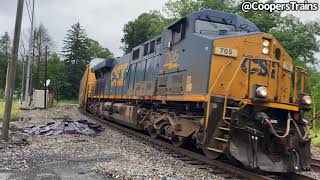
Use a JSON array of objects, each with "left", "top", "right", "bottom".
[
  {"left": 0, "top": 88, "right": 4, "bottom": 99},
  {"left": 312, "top": 128, "right": 320, "bottom": 147}
]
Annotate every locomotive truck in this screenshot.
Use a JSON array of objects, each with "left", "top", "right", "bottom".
[{"left": 79, "top": 9, "right": 313, "bottom": 173}]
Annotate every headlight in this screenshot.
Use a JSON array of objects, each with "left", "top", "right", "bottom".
[
  {"left": 262, "top": 47, "right": 269, "bottom": 54},
  {"left": 256, "top": 86, "right": 268, "bottom": 98},
  {"left": 263, "top": 40, "right": 270, "bottom": 47},
  {"left": 301, "top": 95, "right": 312, "bottom": 105}
]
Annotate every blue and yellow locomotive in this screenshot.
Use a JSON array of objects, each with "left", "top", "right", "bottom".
[{"left": 79, "top": 10, "right": 312, "bottom": 172}]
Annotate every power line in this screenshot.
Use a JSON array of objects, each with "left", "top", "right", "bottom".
[
  {"left": 22, "top": 30, "right": 29, "bottom": 43},
  {"left": 25, "top": 0, "right": 32, "bottom": 22},
  {"left": 27, "top": 0, "right": 37, "bottom": 26}
]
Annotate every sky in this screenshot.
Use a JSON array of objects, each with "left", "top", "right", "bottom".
[
  {"left": 0, "top": 0, "right": 167, "bottom": 57},
  {"left": 0, "top": 0, "right": 319, "bottom": 58}
]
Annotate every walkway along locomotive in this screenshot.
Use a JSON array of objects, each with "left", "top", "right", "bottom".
[{"left": 79, "top": 10, "right": 313, "bottom": 173}]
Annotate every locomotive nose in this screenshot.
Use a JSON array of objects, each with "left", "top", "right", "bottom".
[
  {"left": 240, "top": 36, "right": 292, "bottom": 101},
  {"left": 211, "top": 34, "right": 293, "bottom": 103}
]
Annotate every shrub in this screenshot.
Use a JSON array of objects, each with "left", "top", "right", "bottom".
[{"left": 0, "top": 88, "right": 4, "bottom": 99}]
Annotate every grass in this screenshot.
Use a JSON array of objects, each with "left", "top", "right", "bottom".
[
  {"left": 57, "top": 99, "right": 79, "bottom": 105},
  {"left": 0, "top": 99, "right": 78, "bottom": 119},
  {"left": 0, "top": 99, "right": 21, "bottom": 119},
  {"left": 312, "top": 128, "right": 320, "bottom": 146}
]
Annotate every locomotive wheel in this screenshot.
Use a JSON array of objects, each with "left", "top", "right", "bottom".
[
  {"left": 172, "top": 135, "right": 185, "bottom": 147},
  {"left": 147, "top": 127, "right": 158, "bottom": 139}
]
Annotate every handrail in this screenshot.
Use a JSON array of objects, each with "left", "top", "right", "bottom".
[
  {"left": 222, "top": 57, "right": 247, "bottom": 124},
  {"left": 293, "top": 66, "right": 307, "bottom": 103},
  {"left": 296, "top": 67, "right": 307, "bottom": 94},
  {"left": 295, "top": 66, "right": 307, "bottom": 70},
  {"left": 307, "top": 73, "right": 317, "bottom": 129},
  {"left": 293, "top": 69, "right": 299, "bottom": 102},
  {"left": 222, "top": 57, "right": 281, "bottom": 124},
  {"left": 208, "top": 61, "right": 232, "bottom": 94},
  {"left": 206, "top": 60, "right": 232, "bottom": 127}
]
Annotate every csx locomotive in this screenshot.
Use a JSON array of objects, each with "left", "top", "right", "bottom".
[{"left": 79, "top": 10, "right": 313, "bottom": 172}]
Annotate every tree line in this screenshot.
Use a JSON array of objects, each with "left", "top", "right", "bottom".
[{"left": 0, "top": 23, "right": 113, "bottom": 100}]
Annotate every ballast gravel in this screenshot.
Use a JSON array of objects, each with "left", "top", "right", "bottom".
[
  {"left": 0, "top": 105, "right": 225, "bottom": 180},
  {"left": 312, "top": 146, "right": 320, "bottom": 160},
  {"left": 0, "top": 105, "right": 319, "bottom": 179}
]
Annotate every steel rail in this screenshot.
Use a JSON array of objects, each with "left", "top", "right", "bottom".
[
  {"left": 79, "top": 108, "right": 315, "bottom": 180},
  {"left": 311, "top": 159, "right": 320, "bottom": 172}
]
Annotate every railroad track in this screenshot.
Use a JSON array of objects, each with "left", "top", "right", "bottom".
[
  {"left": 311, "top": 159, "right": 320, "bottom": 172},
  {"left": 80, "top": 108, "right": 315, "bottom": 180}
]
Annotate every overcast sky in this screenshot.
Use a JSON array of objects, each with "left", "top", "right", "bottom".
[
  {"left": 0, "top": 0, "right": 319, "bottom": 57},
  {"left": 0, "top": 0, "right": 167, "bottom": 57}
]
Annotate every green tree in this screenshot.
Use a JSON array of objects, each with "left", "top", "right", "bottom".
[
  {"left": 62, "top": 23, "right": 114, "bottom": 99},
  {"left": 163, "top": 0, "right": 320, "bottom": 65},
  {"left": 47, "top": 53, "right": 69, "bottom": 100},
  {"left": 14, "top": 60, "right": 24, "bottom": 99},
  {"left": 164, "top": 0, "right": 202, "bottom": 18},
  {"left": 234, "top": 0, "right": 281, "bottom": 33},
  {"left": 86, "top": 38, "right": 113, "bottom": 59},
  {"left": 0, "top": 32, "right": 11, "bottom": 93},
  {"left": 0, "top": 32, "right": 10, "bottom": 56},
  {"left": 0, "top": 32, "right": 25, "bottom": 99},
  {"left": 309, "top": 67, "right": 320, "bottom": 115},
  {"left": 62, "top": 22, "right": 90, "bottom": 99},
  {"left": 164, "top": 0, "right": 280, "bottom": 33},
  {"left": 33, "top": 23, "right": 55, "bottom": 90},
  {"left": 269, "top": 15, "right": 320, "bottom": 64},
  {"left": 121, "top": 10, "right": 171, "bottom": 53},
  {"left": 164, "top": 0, "right": 235, "bottom": 18}
]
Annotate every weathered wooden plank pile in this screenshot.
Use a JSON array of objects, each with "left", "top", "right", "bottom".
[{"left": 20, "top": 120, "right": 103, "bottom": 136}]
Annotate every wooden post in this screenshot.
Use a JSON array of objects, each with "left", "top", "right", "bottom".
[{"left": 2, "top": 0, "right": 24, "bottom": 140}]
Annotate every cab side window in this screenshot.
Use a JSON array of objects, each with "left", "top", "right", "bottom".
[
  {"left": 149, "top": 40, "right": 155, "bottom": 54},
  {"left": 172, "top": 19, "right": 186, "bottom": 44},
  {"left": 164, "top": 19, "right": 187, "bottom": 48},
  {"left": 172, "top": 24, "right": 182, "bottom": 43},
  {"left": 143, "top": 43, "right": 149, "bottom": 56},
  {"left": 132, "top": 49, "right": 140, "bottom": 60}
]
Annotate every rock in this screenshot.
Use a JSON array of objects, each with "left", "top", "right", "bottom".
[{"left": 10, "top": 132, "right": 29, "bottom": 145}]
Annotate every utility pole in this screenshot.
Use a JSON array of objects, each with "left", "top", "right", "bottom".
[
  {"left": 2, "top": 0, "right": 24, "bottom": 140},
  {"left": 28, "top": 31, "right": 36, "bottom": 105},
  {"left": 4, "top": 38, "right": 10, "bottom": 100},
  {"left": 24, "top": 0, "right": 35, "bottom": 106},
  {"left": 44, "top": 45, "right": 48, "bottom": 109},
  {"left": 20, "top": 56, "right": 25, "bottom": 104}
]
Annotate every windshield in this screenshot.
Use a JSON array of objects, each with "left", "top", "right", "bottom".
[
  {"left": 195, "top": 19, "right": 235, "bottom": 34},
  {"left": 90, "top": 58, "right": 105, "bottom": 67}
]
